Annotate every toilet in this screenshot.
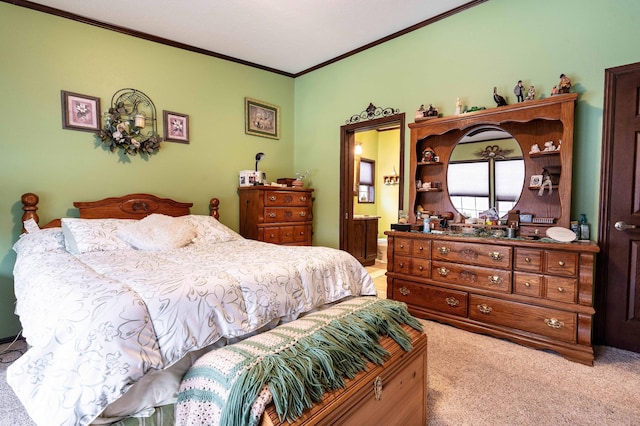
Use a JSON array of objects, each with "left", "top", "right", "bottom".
[{"left": 376, "top": 238, "right": 388, "bottom": 263}]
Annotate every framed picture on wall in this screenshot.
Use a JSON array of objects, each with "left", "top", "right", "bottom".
[
  {"left": 163, "top": 111, "right": 189, "bottom": 143},
  {"left": 245, "top": 97, "right": 280, "bottom": 139},
  {"left": 61, "top": 90, "right": 101, "bottom": 132}
]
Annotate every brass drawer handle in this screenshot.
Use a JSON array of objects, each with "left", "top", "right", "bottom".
[
  {"left": 398, "top": 262, "right": 406, "bottom": 269},
  {"left": 477, "top": 304, "right": 492, "bottom": 314},
  {"left": 488, "top": 251, "right": 504, "bottom": 261},
  {"left": 545, "top": 318, "right": 564, "bottom": 329},
  {"left": 269, "top": 195, "right": 276, "bottom": 201},
  {"left": 399, "top": 244, "right": 405, "bottom": 249},
  {"left": 373, "top": 376, "right": 383, "bottom": 400},
  {"left": 534, "top": 229, "right": 540, "bottom": 235},
  {"left": 399, "top": 287, "right": 410, "bottom": 296},
  {"left": 299, "top": 211, "right": 306, "bottom": 217},
  {"left": 524, "top": 281, "right": 531, "bottom": 287},
  {"left": 557, "top": 287, "right": 564, "bottom": 292},
  {"left": 437, "top": 246, "right": 450, "bottom": 255},
  {"left": 445, "top": 297, "right": 459, "bottom": 307},
  {"left": 418, "top": 265, "right": 424, "bottom": 271},
  {"left": 268, "top": 212, "right": 276, "bottom": 218},
  {"left": 488, "top": 275, "right": 503, "bottom": 285},
  {"left": 299, "top": 196, "right": 307, "bottom": 202},
  {"left": 285, "top": 232, "right": 291, "bottom": 237},
  {"left": 417, "top": 245, "right": 425, "bottom": 251},
  {"left": 525, "top": 257, "right": 531, "bottom": 263},
  {"left": 437, "top": 266, "right": 450, "bottom": 276},
  {"left": 558, "top": 260, "right": 565, "bottom": 266}
]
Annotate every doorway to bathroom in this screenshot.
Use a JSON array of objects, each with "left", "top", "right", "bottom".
[{"left": 339, "top": 112, "right": 405, "bottom": 267}]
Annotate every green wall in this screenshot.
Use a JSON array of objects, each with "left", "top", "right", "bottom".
[
  {"left": 2, "top": 0, "right": 640, "bottom": 338},
  {"left": 295, "top": 0, "right": 640, "bottom": 248},
  {"left": 0, "top": 4, "right": 295, "bottom": 338}
]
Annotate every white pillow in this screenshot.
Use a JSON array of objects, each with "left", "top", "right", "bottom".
[
  {"left": 61, "top": 218, "right": 135, "bottom": 254},
  {"left": 118, "top": 213, "right": 197, "bottom": 251},
  {"left": 13, "top": 228, "right": 66, "bottom": 255},
  {"left": 180, "top": 215, "right": 243, "bottom": 244}
]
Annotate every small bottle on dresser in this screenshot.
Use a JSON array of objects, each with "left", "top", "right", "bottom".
[{"left": 578, "top": 214, "right": 590, "bottom": 241}]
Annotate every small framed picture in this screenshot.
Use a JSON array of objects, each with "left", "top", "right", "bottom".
[
  {"left": 61, "top": 91, "right": 101, "bottom": 132},
  {"left": 245, "top": 97, "right": 280, "bottom": 139},
  {"left": 530, "top": 174, "right": 543, "bottom": 187},
  {"left": 163, "top": 111, "right": 189, "bottom": 143}
]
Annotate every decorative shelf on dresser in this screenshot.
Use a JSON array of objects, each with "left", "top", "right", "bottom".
[
  {"left": 408, "top": 93, "right": 578, "bottom": 237},
  {"left": 239, "top": 186, "right": 313, "bottom": 245},
  {"left": 385, "top": 231, "right": 599, "bottom": 365}
]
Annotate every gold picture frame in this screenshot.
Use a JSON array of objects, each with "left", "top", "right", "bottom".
[{"left": 245, "top": 97, "right": 280, "bottom": 139}]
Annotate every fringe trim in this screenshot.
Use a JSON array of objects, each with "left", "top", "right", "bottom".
[{"left": 220, "top": 299, "right": 422, "bottom": 426}]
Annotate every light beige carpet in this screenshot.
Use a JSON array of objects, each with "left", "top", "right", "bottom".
[
  {"left": 2, "top": 320, "right": 639, "bottom": 426},
  {"left": 421, "top": 319, "right": 640, "bottom": 425}
]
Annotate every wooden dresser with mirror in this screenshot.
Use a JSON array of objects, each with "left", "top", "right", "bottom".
[{"left": 386, "top": 94, "right": 600, "bottom": 365}]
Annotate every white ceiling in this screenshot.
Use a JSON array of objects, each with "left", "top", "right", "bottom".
[{"left": 27, "top": 0, "right": 478, "bottom": 75}]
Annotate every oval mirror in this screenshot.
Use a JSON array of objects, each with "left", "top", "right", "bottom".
[{"left": 447, "top": 126, "right": 524, "bottom": 219}]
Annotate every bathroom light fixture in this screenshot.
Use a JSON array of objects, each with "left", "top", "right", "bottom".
[{"left": 354, "top": 143, "right": 363, "bottom": 156}]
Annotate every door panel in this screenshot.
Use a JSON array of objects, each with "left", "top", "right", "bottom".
[{"left": 597, "top": 62, "right": 640, "bottom": 352}]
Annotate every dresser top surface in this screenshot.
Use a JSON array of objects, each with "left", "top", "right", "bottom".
[{"left": 384, "top": 230, "right": 599, "bottom": 253}]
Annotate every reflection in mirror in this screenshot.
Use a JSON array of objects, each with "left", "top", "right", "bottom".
[{"left": 447, "top": 127, "right": 524, "bottom": 219}]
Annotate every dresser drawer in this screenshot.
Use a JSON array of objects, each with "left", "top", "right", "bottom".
[
  {"left": 264, "top": 207, "right": 311, "bottom": 223},
  {"left": 431, "top": 241, "right": 512, "bottom": 269},
  {"left": 518, "top": 225, "right": 548, "bottom": 238},
  {"left": 292, "top": 225, "right": 311, "bottom": 243},
  {"left": 393, "top": 280, "right": 467, "bottom": 317},
  {"left": 544, "top": 276, "right": 577, "bottom": 303},
  {"left": 411, "top": 240, "right": 431, "bottom": 259},
  {"left": 432, "top": 261, "right": 511, "bottom": 293},
  {"left": 261, "top": 227, "right": 280, "bottom": 244},
  {"left": 514, "top": 248, "right": 543, "bottom": 272},
  {"left": 514, "top": 272, "right": 543, "bottom": 297},
  {"left": 410, "top": 258, "right": 431, "bottom": 279},
  {"left": 469, "top": 295, "right": 577, "bottom": 343},
  {"left": 544, "top": 251, "right": 578, "bottom": 277},
  {"left": 279, "top": 226, "right": 297, "bottom": 243},
  {"left": 263, "top": 190, "right": 311, "bottom": 207},
  {"left": 394, "top": 238, "right": 413, "bottom": 256},
  {"left": 393, "top": 255, "right": 412, "bottom": 274}
]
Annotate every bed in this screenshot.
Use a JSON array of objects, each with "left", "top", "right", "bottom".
[{"left": 8, "top": 193, "right": 377, "bottom": 426}]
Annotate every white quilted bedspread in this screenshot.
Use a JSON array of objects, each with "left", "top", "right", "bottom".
[{"left": 8, "top": 238, "right": 375, "bottom": 426}]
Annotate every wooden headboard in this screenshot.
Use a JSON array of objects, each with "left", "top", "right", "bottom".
[{"left": 21, "top": 193, "right": 220, "bottom": 232}]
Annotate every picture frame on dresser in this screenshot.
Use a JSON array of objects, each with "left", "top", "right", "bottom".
[
  {"left": 61, "top": 90, "right": 101, "bottom": 132},
  {"left": 529, "top": 174, "right": 543, "bottom": 188}
]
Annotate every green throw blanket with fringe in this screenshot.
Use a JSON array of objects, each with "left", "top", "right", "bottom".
[{"left": 175, "top": 297, "right": 423, "bottom": 426}]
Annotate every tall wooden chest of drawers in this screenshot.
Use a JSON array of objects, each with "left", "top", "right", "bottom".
[
  {"left": 385, "top": 231, "right": 599, "bottom": 365},
  {"left": 239, "top": 186, "right": 313, "bottom": 245}
]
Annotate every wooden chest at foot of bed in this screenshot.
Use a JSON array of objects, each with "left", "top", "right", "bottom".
[{"left": 261, "top": 324, "right": 428, "bottom": 426}]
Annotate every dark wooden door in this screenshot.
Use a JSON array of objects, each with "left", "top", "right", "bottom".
[{"left": 596, "top": 61, "right": 640, "bottom": 352}]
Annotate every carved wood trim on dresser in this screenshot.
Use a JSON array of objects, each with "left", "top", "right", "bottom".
[{"left": 385, "top": 231, "right": 599, "bottom": 365}]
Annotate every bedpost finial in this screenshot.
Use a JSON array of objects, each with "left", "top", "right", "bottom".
[
  {"left": 21, "top": 193, "right": 40, "bottom": 232},
  {"left": 209, "top": 198, "right": 220, "bottom": 220}
]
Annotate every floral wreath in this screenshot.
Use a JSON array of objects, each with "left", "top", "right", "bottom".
[{"left": 96, "top": 101, "right": 162, "bottom": 156}]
